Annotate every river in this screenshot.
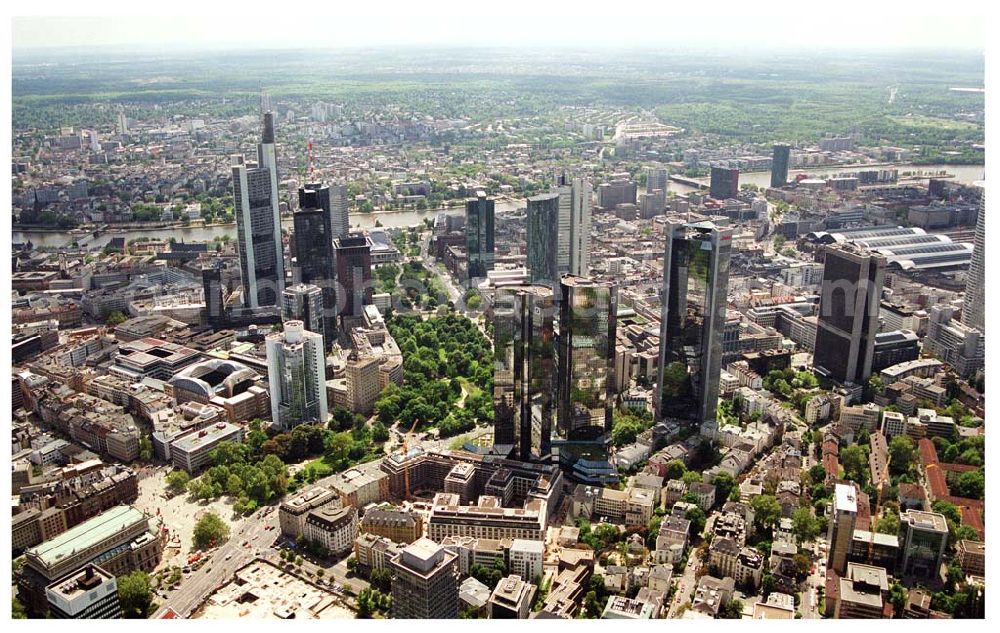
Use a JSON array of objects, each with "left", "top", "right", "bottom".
[
  {"left": 14, "top": 199, "right": 527, "bottom": 250},
  {"left": 13, "top": 164, "right": 984, "bottom": 251}
]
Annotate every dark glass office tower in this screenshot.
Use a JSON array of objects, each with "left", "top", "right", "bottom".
[
  {"left": 814, "top": 244, "right": 886, "bottom": 385},
  {"left": 526, "top": 193, "right": 560, "bottom": 286},
  {"left": 465, "top": 192, "right": 495, "bottom": 283},
  {"left": 656, "top": 221, "right": 732, "bottom": 432},
  {"left": 555, "top": 275, "right": 618, "bottom": 485},
  {"left": 201, "top": 263, "right": 225, "bottom": 328},
  {"left": 493, "top": 285, "right": 556, "bottom": 461},
  {"left": 300, "top": 182, "right": 350, "bottom": 242},
  {"left": 293, "top": 206, "right": 336, "bottom": 348},
  {"left": 709, "top": 165, "right": 740, "bottom": 200},
  {"left": 771, "top": 143, "right": 791, "bottom": 189},
  {"left": 334, "top": 233, "right": 373, "bottom": 318},
  {"left": 232, "top": 112, "right": 284, "bottom": 308}
]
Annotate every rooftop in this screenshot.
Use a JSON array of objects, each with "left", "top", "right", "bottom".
[{"left": 28, "top": 505, "right": 147, "bottom": 569}]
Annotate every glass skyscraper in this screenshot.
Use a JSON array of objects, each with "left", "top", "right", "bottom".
[
  {"left": 656, "top": 220, "right": 732, "bottom": 432},
  {"left": 771, "top": 143, "right": 791, "bottom": 189},
  {"left": 232, "top": 112, "right": 284, "bottom": 308},
  {"left": 265, "top": 320, "right": 328, "bottom": 430},
  {"left": 493, "top": 285, "right": 555, "bottom": 461},
  {"left": 526, "top": 193, "right": 560, "bottom": 286},
  {"left": 465, "top": 192, "right": 495, "bottom": 283},
  {"left": 292, "top": 205, "right": 336, "bottom": 348},
  {"left": 555, "top": 275, "right": 618, "bottom": 485}
]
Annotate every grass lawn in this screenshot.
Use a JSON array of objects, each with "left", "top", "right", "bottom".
[{"left": 301, "top": 457, "right": 334, "bottom": 479}]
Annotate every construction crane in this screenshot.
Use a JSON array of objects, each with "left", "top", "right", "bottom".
[{"left": 401, "top": 419, "right": 418, "bottom": 501}]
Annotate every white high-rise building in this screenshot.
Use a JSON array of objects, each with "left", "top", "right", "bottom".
[
  {"left": 232, "top": 112, "right": 285, "bottom": 308},
  {"left": 329, "top": 184, "right": 350, "bottom": 240},
  {"left": 266, "top": 320, "right": 327, "bottom": 430},
  {"left": 554, "top": 175, "right": 592, "bottom": 277},
  {"left": 647, "top": 167, "right": 669, "bottom": 196},
  {"left": 962, "top": 182, "right": 985, "bottom": 333}
]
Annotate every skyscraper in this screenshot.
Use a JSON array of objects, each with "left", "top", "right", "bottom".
[
  {"left": 292, "top": 205, "right": 336, "bottom": 346},
  {"left": 281, "top": 283, "right": 326, "bottom": 346},
  {"left": 827, "top": 483, "right": 858, "bottom": 575},
  {"left": 232, "top": 112, "right": 284, "bottom": 308},
  {"left": 709, "top": 165, "right": 739, "bottom": 200},
  {"left": 333, "top": 233, "right": 373, "bottom": 319},
  {"left": 647, "top": 167, "right": 669, "bottom": 197},
  {"left": 526, "top": 193, "right": 560, "bottom": 286},
  {"left": 813, "top": 244, "right": 886, "bottom": 385},
  {"left": 300, "top": 182, "right": 350, "bottom": 242},
  {"left": 555, "top": 275, "right": 617, "bottom": 485},
  {"left": 563, "top": 176, "right": 593, "bottom": 277},
  {"left": 493, "top": 285, "right": 555, "bottom": 461},
  {"left": 962, "top": 182, "right": 985, "bottom": 332},
  {"left": 465, "top": 191, "right": 495, "bottom": 283},
  {"left": 389, "top": 538, "right": 460, "bottom": 619},
  {"left": 265, "top": 320, "right": 327, "bottom": 430},
  {"left": 771, "top": 144, "right": 791, "bottom": 189},
  {"left": 656, "top": 221, "right": 732, "bottom": 432},
  {"left": 201, "top": 263, "right": 225, "bottom": 328}
]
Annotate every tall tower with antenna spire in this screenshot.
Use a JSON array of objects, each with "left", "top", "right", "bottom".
[{"left": 232, "top": 110, "right": 284, "bottom": 308}]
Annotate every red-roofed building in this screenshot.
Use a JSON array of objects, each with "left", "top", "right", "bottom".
[{"left": 959, "top": 507, "right": 985, "bottom": 540}]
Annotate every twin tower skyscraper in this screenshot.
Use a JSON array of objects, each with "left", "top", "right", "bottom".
[{"left": 494, "top": 175, "right": 732, "bottom": 484}]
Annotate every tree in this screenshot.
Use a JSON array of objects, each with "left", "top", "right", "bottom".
[
  {"left": 165, "top": 470, "right": 191, "bottom": 494},
  {"left": 875, "top": 512, "right": 900, "bottom": 535},
  {"left": 889, "top": 582, "right": 907, "bottom": 617},
  {"left": 139, "top": 434, "right": 153, "bottom": 462},
  {"left": 12, "top": 596, "right": 27, "bottom": 619},
  {"left": 762, "top": 574, "right": 776, "bottom": 599},
  {"left": 791, "top": 507, "right": 821, "bottom": 543},
  {"left": 118, "top": 571, "right": 153, "bottom": 618},
  {"left": 953, "top": 470, "right": 985, "bottom": 499},
  {"left": 750, "top": 495, "right": 781, "bottom": 534},
  {"left": 720, "top": 599, "right": 745, "bottom": 619},
  {"left": 370, "top": 568, "right": 392, "bottom": 593},
  {"left": 712, "top": 473, "right": 736, "bottom": 505},
  {"left": 685, "top": 506, "right": 707, "bottom": 538},
  {"left": 809, "top": 464, "right": 827, "bottom": 485},
  {"left": 192, "top": 512, "right": 230, "bottom": 549},
  {"left": 888, "top": 436, "right": 916, "bottom": 476},
  {"left": 664, "top": 460, "right": 687, "bottom": 481},
  {"left": 840, "top": 445, "right": 867, "bottom": 483},
  {"left": 106, "top": 310, "right": 128, "bottom": 327}
]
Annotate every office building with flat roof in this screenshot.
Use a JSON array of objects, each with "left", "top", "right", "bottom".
[
  {"left": 18, "top": 505, "right": 160, "bottom": 615},
  {"left": 814, "top": 244, "right": 886, "bottom": 385},
  {"left": 827, "top": 484, "right": 858, "bottom": 575},
  {"left": 771, "top": 144, "right": 790, "bottom": 188},
  {"left": 899, "top": 509, "right": 949, "bottom": 580},
  {"left": 169, "top": 422, "right": 245, "bottom": 473},
  {"left": 526, "top": 193, "right": 561, "bottom": 286},
  {"left": 555, "top": 276, "right": 617, "bottom": 485},
  {"left": 266, "top": 320, "right": 327, "bottom": 429},
  {"left": 389, "top": 538, "right": 460, "bottom": 619},
  {"left": 333, "top": 233, "right": 373, "bottom": 318},
  {"left": 45, "top": 564, "right": 122, "bottom": 619},
  {"left": 466, "top": 192, "right": 496, "bottom": 283},
  {"left": 493, "top": 284, "right": 556, "bottom": 461},
  {"left": 489, "top": 575, "right": 537, "bottom": 619},
  {"left": 656, "top": 221, "right": 732, "bottom": 433}
]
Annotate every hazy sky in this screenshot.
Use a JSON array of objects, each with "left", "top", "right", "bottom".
[{"left": 11, "top": 6, "right": 987, "bottom": 53}]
